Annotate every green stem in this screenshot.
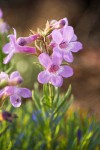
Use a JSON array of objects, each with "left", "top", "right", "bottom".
[{"left": 49, "top": 84, "right": 54, "bottom": 112}]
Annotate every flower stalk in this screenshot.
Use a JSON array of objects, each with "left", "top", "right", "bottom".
[{"left": 49, "top": 83, "right": 54, "bottom": 111}]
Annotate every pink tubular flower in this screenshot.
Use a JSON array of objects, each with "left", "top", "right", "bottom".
[
  {"left": 50, "top": 18, "right": 68, "bottom": 29},
  {"left": 51, "top": 26, "right": 83, "bottom": 62},
  {"left": 0, "top": 71, "right": 31, "bottom": 107},
  {"left": 0, "top": 71, "right": 23, "bottom": 86},
  {"left": 0, "top": 21, "right": 9, "bottom": 34},
  {"left": 0, "top": 9, "right": 9, "bottom": 34},
  {"left": 3, "top": 28, "right": 38, "bottom": 64},
  {"left": 38, "top": 53, "right": 73, "bottom": 87},
  {"left": 8, "top": 71, "right": 23, "bottom": 85},
  {"left": 17, "top": 34, "right": 39, "bottom": 46},
  {"left": 0, "top": 86, "right": 32, "bottom": 107},
  {"left": 0, "top": 9, "right": 3, "bottom": 18}
]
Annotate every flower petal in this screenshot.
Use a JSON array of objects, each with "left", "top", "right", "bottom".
[
  {"left": 51, "top": 75, "right": 63, "bottom": 87},
  {"left": 10, "top": 95, "right": 21, "bottom": 107},
  {"left": 66, "top": 43, "right": 75, "bottom": 52},
  {"left": 2, "top": 43, "right": 11, "bottom": 54},
  {"left": 52, "top": 51, "right": 62, "bottom": 65},
  {"left": 4, "top": 86, "right": 15, "bottom": 96},
  {"left": 59, "top": 18, "right": 68, "bottom": 27},
  {"left": 16, "top": 45, "right": 36, "bottom": 54},
  {"left": 0, "top": 22, "right": 8, "bottom": 33},
  {"left": 0, "top": 72, "right": 9, "bottom": 80},
  {"left": 70, "top": 42, "right": 83, "bottom": 52},
  {"left": 0, "top": 89, "right": 4, "bottom": 98},
  {"left": 63, "top": 51, "right": 74, "bottom": 62},
  {"left": 60, "top": 66, "right": 73, "bottom": 78},
  {"left": 52, "top": 29, "right": 63, "bottom": 44},
  {"left": 38, "top": 53, "right": 52, "bottom": 68},
  {"left": 8, "top": 36, "right": 16, "bottom": 45},
  {"left": 16, "top": 88, "right": 32, "bottom": 98},
  {"left": 13, "top": 28, "right": 17, "bottom": 39},
  {"left": 71, "top": 34, "right": 77, "bottom": 41},
  {"left": 38, "top": 71, "right": 50, "bottom": 84},
  {"left": 10, "top": 71, "right": 21, "bottom": 79},
  {"left": 9, "top": 71, "right": 23, "bottom": 85},
  {"left": 0, "top": 9, "right": 3, "bottom": 18},
  {"left": 63, "top": 26, "right": 74, "bottom": 43},
  {"left": 62, "top": 18, "right": 68, "bottom": 26},
  {"left": 8, "top": 28, "right": 16, "bottom": 39},
  {"left": 3, "top": 51, "right": 14, "bottom": 64},
  {"left": 53, "top": 46, "right": 62, "bottom": 54},
  {"left": 17, "top": 34, "right": 39, "bottom": 46}
]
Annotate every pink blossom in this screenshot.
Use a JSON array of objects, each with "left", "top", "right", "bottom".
[
  {"left": 38, "top": 53, "right": 73, "bottom": 87},
  {"left": 51, "top": 26, "right": 82, "bottom": 62}
]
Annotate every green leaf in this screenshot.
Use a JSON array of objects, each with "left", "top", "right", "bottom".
[
  {"left": 52, "top": 84, "right": 72, "bottom": 116},
  {"left": 32, "top": 90, "right": 41, "bottom": 110},
  {"left": 7, "top": 141, "right": 12, "bottom": 150}
]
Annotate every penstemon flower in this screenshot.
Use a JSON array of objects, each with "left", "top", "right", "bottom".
[
  {"left": 0, "top": 22, "right": 8, "bottom": 34},
  {"left": 0, "top": 86, "right": 31, "bottom": 107},
  {"left": 0, "top": 71, "right": 31, "bottom": 107},
  {"left": 50, "top": 18, "right": 68, "bottom": 29},
  {"left": 3, "top": 28, "right": 39, "bottom": 64},
  {"left": 0, "top": 9, "right": 3, "bottom": 18},
  {"left": 38, "top": 52, "right": 73, "bottom": 87},
  {"left": 17, "top": 34, "right": 39, "bottom": 46},
  {"left": 0, "top": 71, "right": 23, "bottom": 88},
  {"left": 50, "top": 26, "right": 82, "bottom": 62},
  {"left": 0, "top": 8, "right": 9, "bottom": 34}
]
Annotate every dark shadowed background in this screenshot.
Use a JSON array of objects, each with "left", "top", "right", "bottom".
[{"left": 0, "top": 0, "right": 100, "bottom": 118}]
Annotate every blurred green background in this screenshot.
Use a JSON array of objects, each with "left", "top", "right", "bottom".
[{"left": 0, "top": 0, "right": 100, "bottom": 118}]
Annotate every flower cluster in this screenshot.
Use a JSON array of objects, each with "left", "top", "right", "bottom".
[
  {"left": 1, "top": 17, "right": 82, "bottom": 107},
  {"left": 0, "top": 9, "right": 9, "bottom": 34},
  {"left": 0, "top": 71, "right": 31, "bottom": 107}
]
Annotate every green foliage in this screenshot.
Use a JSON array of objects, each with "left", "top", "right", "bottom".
[{"left": 0, "top": 84, "right": 100, "bottom": 150}]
